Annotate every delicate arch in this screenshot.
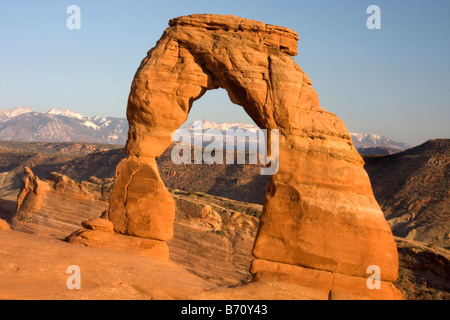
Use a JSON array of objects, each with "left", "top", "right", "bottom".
[{"left": 108, "top": 14, "right": 401, "bottom": 299}]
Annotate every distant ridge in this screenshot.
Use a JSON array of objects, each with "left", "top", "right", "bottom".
[
  {"left": 364, "top": 139, "right": 450, "bottom": 248},
  {"left": 350, "top": 132, "right": 411, "bottom": 151},
  {"left": 0, "top": 108, "right": 412, "bottom": 152},
  {"left": 0, "top": 107, "right": 127, "bottom": 145},
  {"left": 181, "top": 119, "right": 412, "bottom": 153}
]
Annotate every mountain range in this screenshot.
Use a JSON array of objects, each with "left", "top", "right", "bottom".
[
  {"left": 0, "top": 107, "right": 127, "bottom": 145},
  {"left": 0, "top": 107, "right": 412, "bottom": 152},
  {"left": 351, "top": 132, "right": 411, "bottom": 151},
  {"left": 180, "top": 119, "right": 412, "bottom": 153}
]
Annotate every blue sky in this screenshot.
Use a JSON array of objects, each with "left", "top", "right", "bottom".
[{"left": 0, "top": 0, "right": 449, "bottom": 146}]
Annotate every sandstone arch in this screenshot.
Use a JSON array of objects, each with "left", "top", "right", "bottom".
[{"left": 108, "top": 14, "right": 401, "bottom": 299}]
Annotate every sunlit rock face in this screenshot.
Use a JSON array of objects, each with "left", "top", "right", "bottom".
[{"left": 108, "top": 14, "right": 401, "bottom": 299}]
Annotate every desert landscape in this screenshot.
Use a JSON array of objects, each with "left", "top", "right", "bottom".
[
  {"left": 0, "top": 138, "right": 449, "bottom": 300},
  {"left": 1, "top": 8, "right": 449, "bottom": 303}
]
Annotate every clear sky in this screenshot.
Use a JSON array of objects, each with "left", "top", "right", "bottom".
[{"left": 1, "top": 0, "right": 449, "bottom": 146}]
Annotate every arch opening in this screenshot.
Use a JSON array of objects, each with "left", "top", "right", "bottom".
[{"left": 162, "top": 88, "right": 269, "bottom": 285}]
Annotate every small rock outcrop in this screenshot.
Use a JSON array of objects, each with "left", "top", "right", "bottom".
[
  {"left": 0, "top": 218, "right": 10, "bottom": 230},
  {"left": 15, "top": 167, "right": 46, "bottom": 221},
  {"left": 66, "top": 217, "right": 169, "bottom": 260}
]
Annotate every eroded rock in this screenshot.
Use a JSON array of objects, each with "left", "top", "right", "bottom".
[
  {"left": 12, "top": 168, "right": 108, "bottom": 237},
  {"left": 82, "top": 218, "right": 114, "bottom": 233},
  {"left": 66, "top": 225, "right": 169, "bottom": 261},
  {"left": 108, "top": 14, "right": 400, "bottom": 298},
  {"left": 0, "top": 218, "right": 11, "bottom": 230},
  {"left": 109, "top": 156, "right": 175, "bottom": 241}
]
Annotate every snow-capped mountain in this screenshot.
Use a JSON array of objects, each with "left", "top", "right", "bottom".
[
  {"left": 42, "top": 108, "right": 84, "bottom": 120},
  {"left": 0, "top": 109, "right": 411, "bottom": 152},
  {"left": 179, "top": 119, "right": 412, "bottom": 152},
  {"left": 350, "top": 132, "right": 411, "bottom": 151},
  {"left": 0, "top": 107, "right": 127, "bottom": 145},
  {"left": 178, "top": 119, "right": 262, "bottom": 150},
  {"left": 183, "top": 119, "right": 258, "bottom": 132},
  {"left": 0, "top": 106, "right": 34, "bottom": 119}
]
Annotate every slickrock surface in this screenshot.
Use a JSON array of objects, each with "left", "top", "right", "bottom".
[
  {"left": 0, "top": 230, "right": 214, "bottom": 300},
  {"left": 7, "top": 168, "right": 261, "bottom": 289},
  {"left": 2, "top": 170, "right": 448, "bottom": 299},
  {"left": 12, "top": 168, "right": 109, "bottom": 238},
  {"left": 168, "top": 191, "right": 259, "bottom": 285},
  {"left": 108, "top": 14, "right": 400, "bottom": 298}
]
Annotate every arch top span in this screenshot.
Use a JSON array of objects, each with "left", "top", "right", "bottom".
[
  {"left": 126, "top": 14, "right": 323, "bottom": 158},
  {"left": 106, "top": 14, "right": 402, "bottom": 299},
  {"left": 168, "top": 14, "right": 300, "bottom": 56}
]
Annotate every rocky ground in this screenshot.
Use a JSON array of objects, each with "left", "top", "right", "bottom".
[
  {"left": 0, "top": 141, "right": 121, "bottom": 200},
  {"left": 394, "top": 237, "right": 450, "bottom": 300},
  {"left": 364, "top": 139, "right": 450, "bottom": 249},
  {"left": 0, "top": 140, "right": 449, "bottom": 299},
  {"left": 0, "top": 169, "right": 448, "bottom": 299},
  {"left": 0, "top": 170, "right": 323, "bottom": 299},
  {"left": 3, "top": 140, "right": 447, "bottom": 249}
]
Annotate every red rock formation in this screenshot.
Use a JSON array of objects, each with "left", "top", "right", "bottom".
[
  {"left": 67, "top": 217, "right": 169, "bottom": 260},
  {"left": 13, "top": 169, "right": 109, "bottom": 237},
  {"left": 107, "top": 14, "right": 401, "bottom": 299},
  {"left": 0, "top": 219, "right": 10, "bottom": 230}
]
